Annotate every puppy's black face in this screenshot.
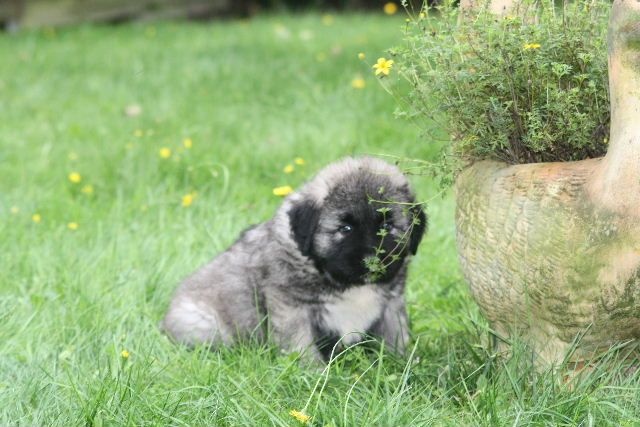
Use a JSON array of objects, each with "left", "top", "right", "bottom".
[{"left": 289, "top": 171, "right": 426, "bottom": 286}]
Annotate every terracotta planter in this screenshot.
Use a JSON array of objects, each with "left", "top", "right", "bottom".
[{"left": 455, "top": 0, "right": 640, "bottom": 365}]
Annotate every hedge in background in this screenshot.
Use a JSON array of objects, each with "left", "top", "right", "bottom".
[
  {"left": 0, "top": 1, "right": 415, "bottom": 30},
  {"left": 263, "top": 0, "right": 422, "bottom": 10}
]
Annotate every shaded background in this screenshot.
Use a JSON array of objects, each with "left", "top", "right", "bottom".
[{"left": 0, "top": 0, "right": 424, "bottom": 30}]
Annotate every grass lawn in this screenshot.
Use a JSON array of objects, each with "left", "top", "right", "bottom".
[{"left": 1, "top": 11, "right": 639, "bottom": 426}]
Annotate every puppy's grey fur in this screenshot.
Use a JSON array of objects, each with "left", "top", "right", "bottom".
[{"left": 161, "top": 157, "right": 426, "bottom": 360}]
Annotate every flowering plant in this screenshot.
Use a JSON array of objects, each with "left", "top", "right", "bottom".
[{"left": 394, "top": 0, "right": 611, "bottom": 185}]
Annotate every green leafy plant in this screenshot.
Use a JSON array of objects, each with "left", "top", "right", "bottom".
[
  {"left": 364, "top": 202, "right": 425, "bottom": 281},
  {"left": 394, "top": 0, "right": 611, "bottom": 185}
]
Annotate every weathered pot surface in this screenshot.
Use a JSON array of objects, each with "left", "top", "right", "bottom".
[{"left": 455, "top": 0, "right": 640, "bottom": 365}]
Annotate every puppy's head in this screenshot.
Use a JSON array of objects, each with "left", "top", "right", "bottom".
[{"left": 287, "top": 157, "right": 426, "bottom": 286}]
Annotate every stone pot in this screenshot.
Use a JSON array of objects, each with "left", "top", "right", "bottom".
[{"left": 455, "top": 0, "right": 640, "bottom": 365}]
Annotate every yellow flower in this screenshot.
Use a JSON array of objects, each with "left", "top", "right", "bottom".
[
  {"left": 283, "top": 164, "right": 295, "bottom": 174},
  {"left": 351, "top": 77, "right": 366, "bottom": 89},
  {"left": 134, "top": 129, "right": 143, "bottom": 137},
  {"left": 523, "top": 43, "right": 541, "bottom": 50},
  {"left": 419, "top": 11, "right": 427, "bottom": 19},
  {"left": 273, "top": 185, "right": 294, "bottom": 197},
  {"left": 68, "top": 172, "right": 82, "bottom": 184},
  {"left": 383, "top": 2, "right": 398, "bottom": 15},
  {"left": 289, "top": 410, "right": 311, "bottom": 423},
  {"left": 121, "top": 350, "right": 130, "bottom": 359},
  {"left": 159, "top": 147, "right": 172, "bottom": 159},
  {"left": 373, "top": 57, "right": 394, "bottom": 76},
  {"left": 181, "top": 193, "right": 195, "bottom": 207},
  {"left": 81, "top": 184, "right": 94, "bottom": 195},
  {"left": 32, "top": 213, "right": 41, "bottom": 223},
  {"left": 294, "top": 157, "right": 305, "bottom": 166},
  {"left": 183, "top": 138, "right": 193, "bottom": 149},
  {"left": 67, "top": 222, "right": 79, "bottom": 230},
  {"left": 358, "top": 52, "right": 366, "bottom": 60},
  {"left": 10, "top": 206, "right": 19, "bottom": 214}
]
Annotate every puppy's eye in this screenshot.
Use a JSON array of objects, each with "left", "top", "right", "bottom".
[{"left": 338, "top": 225, "right": 353, "bottom": 233}]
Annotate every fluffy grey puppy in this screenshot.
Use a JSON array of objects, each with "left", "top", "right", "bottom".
[{"left": 161, "top": 157, "right": 426, "bottom": 361}]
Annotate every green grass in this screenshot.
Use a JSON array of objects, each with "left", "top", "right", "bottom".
[{"left": 1, "top": 12, "right": 639, "bottom": 426}]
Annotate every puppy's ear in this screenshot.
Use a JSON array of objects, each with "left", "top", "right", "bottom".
[
  {"left": 408, "top": 206, "right": 427, "bottom": 255},
  {"left": 288, "top": 200, "right": 321, "bottom": 257}
]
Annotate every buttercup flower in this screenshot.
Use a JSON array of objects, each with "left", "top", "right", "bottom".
[
  {"left": 273, "top": 186, "right": 293, "bottom": 197},
  {"left": 358, "top": 52, "right": 366, "bottom": 60},
  {"left": 351, "top": 77, "right": 366, "bottom": 89},
  {"left": 383, "top": 2, "right": 398, "bottom": 15},
  {"left": 523, "top": 43, "right": 541, "bottom": 50},
  {"left": 67, "top": 222, "right": 78, "bottom": 230},
  {"left": 159, "top": 147, "right": 172, "bottom": 159},
  {"left": 182, "top": 193, "right": 195, "bottom": 207},
  {"left": 32, "top": 213, "right": 41, "bottom": 223},
  {"left": 121, "top": 350, "right": 130, "bottom": 359},
  {"left": 283, "top": 164, "right": 294, "bottom": 174},
  {"left": 373, "top": 57, "right": 394, "bottom": 76},
  {"left": 183, "top": 138, "right": 193, "bottom": 149},
  {"left": 294, "top": 157, "right": 305, "bottom": 166},
  {"left": 289, "top": 410, "right": 311, "bottom": 423},
  {"left": 68, "top": 172, "right": 82, "bottom": 184}
]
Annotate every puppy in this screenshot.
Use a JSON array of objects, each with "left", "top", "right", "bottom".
[{"left": 161, "top": 157, "right": 426, "bottom": 361}]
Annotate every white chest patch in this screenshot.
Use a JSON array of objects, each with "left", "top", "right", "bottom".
[{"left": 322, "top": 285, "right": 384, "bottom": 345}]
